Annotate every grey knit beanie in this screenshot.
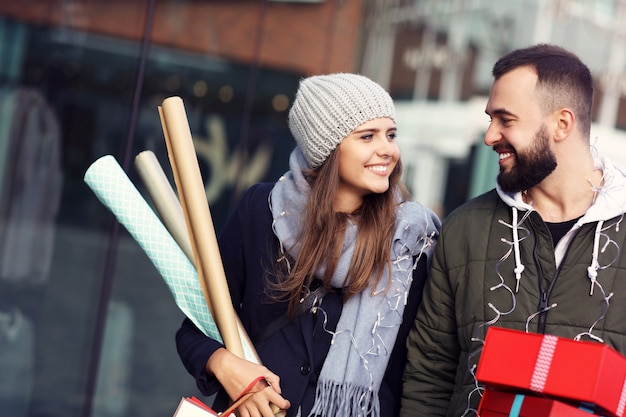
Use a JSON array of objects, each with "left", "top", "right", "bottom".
[{"left": 288, "top": 73, "right": 396, "bottom": 169}]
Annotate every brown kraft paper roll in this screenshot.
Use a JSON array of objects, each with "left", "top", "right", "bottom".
[{"left": 159, "top": 97, "right": 244, "bottom": 358}]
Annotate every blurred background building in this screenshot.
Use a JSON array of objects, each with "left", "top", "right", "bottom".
[{"left": 0, "top": 1, "right": 625, "bottom": 416}]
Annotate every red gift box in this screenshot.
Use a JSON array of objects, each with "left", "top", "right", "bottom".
[
  {"left": 478, "top": 388, "right": 595, "bottom": 416},
  {"left": 476, "top": 327, "right": 626, "bottom": 417}
]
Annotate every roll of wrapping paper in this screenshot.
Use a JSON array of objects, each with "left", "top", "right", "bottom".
[
  {"left": 134, "top": 149, "right": 259, "bottom": 364},
  {"left": 83, "top": 154, "right": 222, "bottom": 341},
  {"left": 134, "top": 150, "right": 194, "bottom": 262},
  {"left": 159, "top": 96, "right": 245, "bottom": 357},
  {"left": 159, "top": 100, "right": 286, "bottom": 417},
  {"left": 87, "top": 155, "right": 283, "bottom": 416}
]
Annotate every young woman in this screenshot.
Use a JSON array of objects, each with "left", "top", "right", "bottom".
[{"left": 176, "top": 73, "right": 440, "bottom": 417}]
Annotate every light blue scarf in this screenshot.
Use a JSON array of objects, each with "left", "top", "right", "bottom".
[{"left": 270, "top": 148, "right": 440, "bottom": 417}]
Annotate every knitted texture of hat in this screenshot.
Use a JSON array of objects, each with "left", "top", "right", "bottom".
[{"left": 288, "top": 73, "right": 396, "bottom": 169}]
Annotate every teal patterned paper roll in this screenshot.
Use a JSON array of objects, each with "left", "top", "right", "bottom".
[{"left": 84, "top": 154, "right": 223, "bottom": 342}]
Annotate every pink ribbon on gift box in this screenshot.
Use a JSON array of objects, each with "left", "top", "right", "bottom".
[
  {"left": 530, "top": 334, "right": 558, "bottom": 392},
  {"left": 618, "top": 376, "right": 626, "bottom": 417},
  {"left": 529, "top": 334, "right": 626, "bottom": 417}
]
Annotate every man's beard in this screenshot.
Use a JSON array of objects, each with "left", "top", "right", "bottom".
[{"left": 497, "top": 124, "right": 557, "bottom": 193}]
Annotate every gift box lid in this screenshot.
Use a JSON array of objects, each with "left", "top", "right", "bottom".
[{"left": 475, "top": 326, "right": 626, "bottom": 417}]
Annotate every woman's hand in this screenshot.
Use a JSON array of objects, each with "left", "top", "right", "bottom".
[{"left": 206, "top": 348, "right": 290, "bottom": 417}]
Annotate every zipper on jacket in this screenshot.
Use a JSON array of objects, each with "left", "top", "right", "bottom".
[
  {"left": 531, "top": 219, "right": 548, "bottom": 333},
  {"left": 532, "top": 217, "right": 572, "bottom": 334},
  {"left": 537, "top": 265, "right": 564, "bottom": 334},
  {"left": 537, "top": 292, "right": 549, "bottom": 332}
]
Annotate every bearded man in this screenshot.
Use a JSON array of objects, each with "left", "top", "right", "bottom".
[{"left": 400, "top": 43, "right": 626, "bottom": 417}]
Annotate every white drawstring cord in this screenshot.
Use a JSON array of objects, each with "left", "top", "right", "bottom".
[
  {"left": 512, "top": 207, "right": 525, "bottom": 292},
  {"left": 587, "top": 221, "right": 603, "bottom": 296}
]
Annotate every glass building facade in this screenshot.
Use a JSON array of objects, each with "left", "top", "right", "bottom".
[
  {"left": 2, "top": 1, "right": 626, "bottom": 416},
  {"left": 0, "top": 2, "right": 328, "bottom": 416}
]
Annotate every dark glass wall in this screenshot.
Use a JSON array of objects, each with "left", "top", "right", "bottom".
[{"left": 0, "top": 3, "right": 309, "bottom": 416}]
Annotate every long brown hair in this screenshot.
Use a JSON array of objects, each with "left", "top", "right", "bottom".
[{"left": 273, "top": 147, "right": 410, "bottom": 318}]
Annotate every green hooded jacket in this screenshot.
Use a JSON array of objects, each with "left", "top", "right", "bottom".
[{"left": 401, "top": 155, "right": 626, "bottom": 417}]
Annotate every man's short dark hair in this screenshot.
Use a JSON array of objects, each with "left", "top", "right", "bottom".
[{"left": 493, "top": 43, "right": 593, "bottom": 137}]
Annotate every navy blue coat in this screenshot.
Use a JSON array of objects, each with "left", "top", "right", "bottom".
[{"left": 175, "top": 182, "right": 429, "bottom": 417}]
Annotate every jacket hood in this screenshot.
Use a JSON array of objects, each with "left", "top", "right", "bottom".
[
  {"left": 495, "top": 152, "right": 626, "bottom": 277},
  {"left": 496, "top": 153, "right": 626, "bottom": 224}
]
